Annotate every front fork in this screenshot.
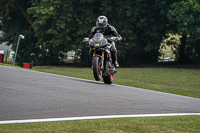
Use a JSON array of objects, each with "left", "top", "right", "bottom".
[{"left": 92, "top": 51, "right": 105, "bottom": 70}]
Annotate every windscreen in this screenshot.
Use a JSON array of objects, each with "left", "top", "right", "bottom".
[{"left": 93, "top": 33, "right": 104, "bottom": 42}]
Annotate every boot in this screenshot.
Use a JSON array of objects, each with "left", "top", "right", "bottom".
[
  {"left": 114, "top": 61, "right": 119, "bottom": 67},
  {"left": 113, "top": 52, "right": 119, "bottom": 67}
]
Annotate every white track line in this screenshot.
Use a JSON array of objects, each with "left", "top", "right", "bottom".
[{"left": 0, "top": 113, "right": 200, "bottom": 124}]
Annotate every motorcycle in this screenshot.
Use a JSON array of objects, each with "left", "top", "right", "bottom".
[{"left": 82, "top": 33, "right": 117, "bottom": 84}]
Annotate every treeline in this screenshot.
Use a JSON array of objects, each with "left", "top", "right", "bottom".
[{"left": 0, "top": 0, "right": 200, "bottom": 66}]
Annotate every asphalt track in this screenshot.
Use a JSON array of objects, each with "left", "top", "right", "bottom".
[{"left": 0, "top": 65, "right": 200, "bottom": 122}]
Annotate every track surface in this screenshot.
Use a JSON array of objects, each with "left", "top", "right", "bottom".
[{"left": 0, "top": 66, "right": 200, "bottom": 121}]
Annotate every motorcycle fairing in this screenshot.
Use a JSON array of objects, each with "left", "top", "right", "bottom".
[{"left": 89, "top": 33, "right": 108, "bottom": 48}]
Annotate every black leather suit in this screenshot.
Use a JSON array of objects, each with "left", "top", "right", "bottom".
[{"left": 88, "top": 24, "right": 122, "bottom": 52}]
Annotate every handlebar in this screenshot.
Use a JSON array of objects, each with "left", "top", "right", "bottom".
[
  {"left": 106, "top": 37, "right": 118, "bottom": 41},
  {"left": 82, "top": 38, "right": 89, "bottom": 43}
]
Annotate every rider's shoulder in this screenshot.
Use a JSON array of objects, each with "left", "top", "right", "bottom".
[{"left": 107, "top": 24, "right": 116, "bottom": 31}]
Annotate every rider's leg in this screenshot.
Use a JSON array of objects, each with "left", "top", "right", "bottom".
[{"left": 111, "top": 42, "right": 119, "bottom": 67}]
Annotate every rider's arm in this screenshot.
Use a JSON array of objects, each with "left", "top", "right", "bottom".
[
  {"left": 110, "top": 26, "right": 122, "bottom": 41},
  {"left": 88, "top": 27, "right": 96, "bottom": 39}
]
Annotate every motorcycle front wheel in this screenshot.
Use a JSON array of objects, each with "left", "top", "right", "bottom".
[
  {"left": 93, "top": 56, "right": 102, "bottom": 81},
  {"left": 103, "top": 73, "right": 114, "bottom": 84}
]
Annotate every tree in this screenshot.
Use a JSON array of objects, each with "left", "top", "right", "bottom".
[
  {"left": 0, "top": 0, "right": 39, "bottom": 66},
  {"left": 27, "top": 0, "right": 102, "bottom": 65},
  {"left": 28, "top": 0, "right": 178, "bottom": 66},
  {"left": 2, "top": 0, "right": 199, "bottom": 66},
  {"left": 95, "top": 0, "right": 173, "bottom": 66},
  {"left": 168, "top": 0, "right": 200, "bottom": 63}
]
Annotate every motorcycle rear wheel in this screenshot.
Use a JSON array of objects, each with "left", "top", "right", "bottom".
[
  {"left": 93, "top": 56, "right": 102, "bottom": 81},
  {"left": 103, "top": 73, "right": 114, "bottom": 84}
]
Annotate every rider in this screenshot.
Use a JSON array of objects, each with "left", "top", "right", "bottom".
[{"left": 88, "top": 16, "right": 122, "bottom": 67}]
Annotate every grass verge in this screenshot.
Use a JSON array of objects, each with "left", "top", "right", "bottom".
[
  {"left": 0, "top": 116, "right": 200, "bottom": 133},
  {"left": 0, "top": 63, "right": 22, "bottom": 68}
]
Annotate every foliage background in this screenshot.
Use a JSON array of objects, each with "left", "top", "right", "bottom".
[{"left": 0, "top": 0, "right": 200, "bottom": 66}]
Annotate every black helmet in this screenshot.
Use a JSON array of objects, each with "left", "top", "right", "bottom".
[{"left": 96, "top": 16, "right": 108, "bottom": 28}]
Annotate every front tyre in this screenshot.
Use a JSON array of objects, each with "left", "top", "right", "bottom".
[
  {"left": 103, "top": 73, "right": 114, "bottom": 84},
  {"left": 93, "top": 56, "right": 102, "bottom": 81}
]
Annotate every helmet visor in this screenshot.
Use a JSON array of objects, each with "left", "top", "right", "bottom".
[{"left": 96, "top": 18, "right": 107, "bottom": 28}]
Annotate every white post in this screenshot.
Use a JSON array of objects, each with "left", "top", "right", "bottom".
[{"left": 13, "top": 35, "right": 24, "bottom": 66}]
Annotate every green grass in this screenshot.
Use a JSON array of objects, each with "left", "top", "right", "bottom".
[
  {"left": 33, "top": 66, "right": 200, "bottom": 99},
  {"left": 0, "top": 63, "right": 22, "bottom": 68},
  {"left": 0, "top": 116, "right": 199, "bottom": 133}
]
